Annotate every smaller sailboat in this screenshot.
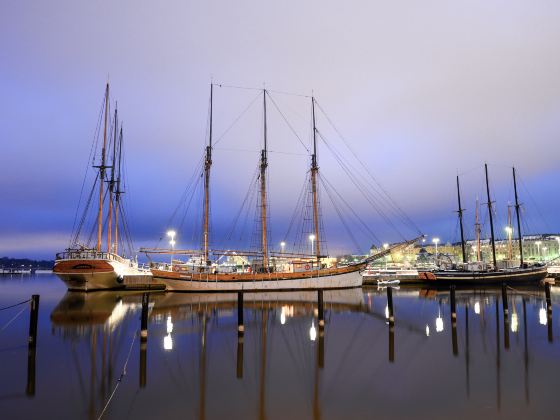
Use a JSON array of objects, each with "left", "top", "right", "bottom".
[
  {"left": 54, "top": 84, "right": 152, "bottom": 291},
  {"left": 420, "top": 164, "right": 548, "bottom": 284}
]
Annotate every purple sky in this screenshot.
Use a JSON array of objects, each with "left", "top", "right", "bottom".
[{"left": 1, "top": 1, "right": 560, "bottom": 259}]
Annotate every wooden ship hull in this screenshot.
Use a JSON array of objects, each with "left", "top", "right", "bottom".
[
  {"left": 151, "top": 263, "right": 364, "bottom": 292},
  {"left": 419, "top": 265, "right": 548, "bottom": 284},
  {"left": 53, "top": 252, "right": 152, "bottom": 292}
]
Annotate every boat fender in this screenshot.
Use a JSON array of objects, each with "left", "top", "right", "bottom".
[{"left": 305, "top": 264, "right": 310, "bottom": 270}]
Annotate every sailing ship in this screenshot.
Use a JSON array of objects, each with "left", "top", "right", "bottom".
[
  {"left": 145, "top": 85, "right": 420, "bottom": 291},
  {"left": 419, "top": 164, "right": 548, "bottom": 284},
  {"left": 53, "top": 84, "right": 152, "bottom": 291}
]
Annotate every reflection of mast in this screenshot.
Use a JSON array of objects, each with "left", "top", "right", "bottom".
[
  {"left": 502, "top": 284, "right": 510, "bottom": 350},
  {"left": 495, "top": 299, "right": 501, "bottom": 411},
  {"left": 311, "top": 97, "right": 321, "bottom": 263},
  {"left": 313, "top": 290, "right": 325, "bottom": 420},
  {"left": 258, "top": 310, "right": 268, "bottom": 420},
  {"left": 114, "top": 126, "right": 123, "bottom": 254},
  {"left": 387, "top": 287, "right": 395, "bottom": 362},
  {"left": 96, "top": 84, "right": 110, "bottom": 252},
  {"left": 450, "top": 286, "right": 458, "bottom": 356},
  {"left": 506, "top": 205, "right": 513, "bottom": 260},
  {"left": 465, "top": 305, "right": 470, "bottom": 398},
  {"left": 237, "top": 292, "right": 244, "bottom": 379},
  {"left": 260, "top": 90, "right": 269, "bottom": 271},
  {"left": 522, "top": 298, "right": 530, "bottom": 404},
  {"left": 475, "top": 198, "right": 481, "bottom": 262},
  {"left": 203, "top": 85, "right": 213, "bottom": 264},
  {"left": 199, "top": 313, "right": 207, "bottom": 420}
]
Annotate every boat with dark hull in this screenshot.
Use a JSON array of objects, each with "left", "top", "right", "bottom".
[{"left": 426, "top": 165, "right": 548, "bottom": 285}]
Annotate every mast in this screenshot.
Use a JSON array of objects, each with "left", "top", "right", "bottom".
[
  {"left": 456, "top": 175, "right": 467, "bottom": 263},
  {"left": 484, "top": 163, "right": 497, "bottom": 270},
  {"left": 96, "top": 83, "right": 109, "bottom": 252},
  {"left": 513, "top": 167, "right": 524, "bottom": 267},
  {"left": 203, "top": 84, "right": 213, "bottom": 264},
  {"left": 260, "top": 90, "right": 269, "bottom": 270},
  {"left": 507, "top": 205, "right": 513, "bottom": 260},
  {"left": 475, "top": 198, "right": 481, "bottom": 262},
  {"left": 311, "top": 97, "right": 321, "bottom": 263},
  {"left": 114, "top": 126, "right": 123, "bottom": 255},
  {"left": 107, "top": 106, "right": 117, "bottom": 254}
]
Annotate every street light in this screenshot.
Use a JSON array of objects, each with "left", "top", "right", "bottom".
[
  {"left": 167, "top": 230, "right": 176, "bottom": 269},
  {"left": 535, "top": 241, "right": 542, "bottom": 260},
  {"left": 309, "top": 234, "right": 316, "bottom": 256},
  {"left": 432, "top": 238, "right": 440, "bottom": 261}
]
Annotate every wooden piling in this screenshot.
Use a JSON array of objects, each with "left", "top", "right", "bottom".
[
  {"left": 386, "top": 287, "right": 394, "bottom": 323},
  {"left": 140, "top": 293, "right": 149, "bottom": 342},
  {"left": 237, "top": 292, "right": 244, "bottom": 333},
  {"left": 26, "top": 295, "right": 39, "bottom": 397},
  {"left": 545, "top": 282, "right": 553, "bottom": 343},
  {"left": 501, "top": 283, "right": 509, "bottom": 315}
]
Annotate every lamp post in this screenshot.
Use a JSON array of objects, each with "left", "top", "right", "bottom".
[
  {"left": 309, "top": 234, "right": 316, "bottom": 258},
  {"left": 383, "top": 243, "right": 389, "bottom": 269},
  {"left": 432, "top": 238, "right": 440, "bottom": 264},
  {"left": 167, "top": 230, "right": 176, "bottom": 270}
]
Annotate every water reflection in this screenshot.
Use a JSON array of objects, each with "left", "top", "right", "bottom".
[{"left": 1, "top": 276, "right": 559, "bottom": 419}]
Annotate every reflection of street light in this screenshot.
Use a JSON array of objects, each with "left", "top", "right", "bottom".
[
  {"left": 511, "top": 312, "right": 518, "bottom": 333},
  {"left": 436, "top": 316, "right": 444, "bottom": 332},
  {"left": 425, "top": 325, "right": 430, "bottom": 337},
  {"left": 539, "top": 307, "right": 547, "bottom": 325},
  {"left": 309, "top": 320, "right": 317, "bottom": 341},
  {"left": 474, "top": 301, "right": 481, "bottom": 315},
  {"left": 167, "top": 230, "right": 176, "bottom": 269}
]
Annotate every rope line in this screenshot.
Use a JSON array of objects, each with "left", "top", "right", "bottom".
[
  {"left": 97, "top": 331, "right": 138, "bottom": 420},
  {"left": 0, "top": 307, "right": 27, "bottom": 334},
  {"left": 0, "top": 299, "right": 31, "bottom": 312}
]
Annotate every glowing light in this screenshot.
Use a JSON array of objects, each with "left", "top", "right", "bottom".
[
  {"left": 511, "top": 313, "right": 518, "bottom": 333},
  {"left": 432, "top": 238, "right": 440, "bottom": 245},
  {"left": 309, "top": 320, "right": 317, "bottom": 341},
  {"left": 167, "top": 230, "right": 176, "bottom": 239},
  {"left": 504, "top": 226, "right": 513, "bottom": 234},
  {"left": 385, "top": 304, "right": 389, "bottom": 319},
  {"left": 383, "top": 243, "right": 389, "bottom": 250},
  {"left": 280, "top": 311, "right": 286, "bottom": 325},
  {"left": 436, "top": 316, "right": 444, "bottom": 332},
  {"left": 309, "top": 234, "right": 316, "bottom": 241},
  {"left": 425, "top": 325, "right": 430, "bottom": 336},
  {"left": 539, "top": 307, "right": 547, "bottom": 325},
  {"left": 169, "top": 239, "right": 176, "bottom": 247},
  {"left": 166, "top": 316, "right": 173, "bottom": 334},
  {"left": 474, "top": 302, "right": 481, "bottom": 315},
  {"left": 164, "top": 334, "right": 173, "bottom": 350}
]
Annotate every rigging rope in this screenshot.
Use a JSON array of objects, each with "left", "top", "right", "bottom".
[
  {"left": 0, "top": 306, "right": 27, "bottom": 335},
  {"left": 0, "top": 299, "right": 31, "bottom": 312}
]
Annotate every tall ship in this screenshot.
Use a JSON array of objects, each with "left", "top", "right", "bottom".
[
  {"left": 143, "top": 85, "right": 421, "bottom": 291},
  {"left": 53, "top": 84, "right": 151, "bottom": 291},
  {"left": 419, "top": 164, "right": 548, "bottom": 284}
]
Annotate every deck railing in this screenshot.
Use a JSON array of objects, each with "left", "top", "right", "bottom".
[{"left": 56, "top": 250, "right": 127, "bottom": 265}]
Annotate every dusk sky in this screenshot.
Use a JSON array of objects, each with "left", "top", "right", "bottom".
[{"left": 2, "top": 1, "right": 560, "bottom": 259}]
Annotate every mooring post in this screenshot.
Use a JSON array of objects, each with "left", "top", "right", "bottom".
[
  {"left": 387, "top": 287, "right": 395, "bottom": 362},
  {"left": 317, "top": 290, "right": 325, "bottom": 368},
  {"left": 139, "top": 293, "right": 149, "bottom": 387},
  {"left": 502, "top": 284, "right": 510, "bottom": 350},
  {"left": 26, "top": 294, "right": 39, "bottom": 396},
  {"left": 236, "top": 292, "right": 244, "bottom": 378},
  {"left": 545, "top": 282, "right": 553, "bottom": 343},
  {"left": 450, "top": 287, "right": 458, "bottom": 356},
  {"left": 140, "top": 293, "right": 149, "bottom": 341}
]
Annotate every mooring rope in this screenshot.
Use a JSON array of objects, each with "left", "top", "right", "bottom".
[
  {"left": 0, "top": 299, "right": 31, "bottom": 312},
  {"left": 97, "top": 330, "right": 138, "bottom": 420},
  {"left": 0, "top": 307, "right": 27, "bottom": 334}
]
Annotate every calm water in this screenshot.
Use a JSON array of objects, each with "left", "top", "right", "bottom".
[{"left": 0, "top": 274, "right": 559, "bottom": 419}]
